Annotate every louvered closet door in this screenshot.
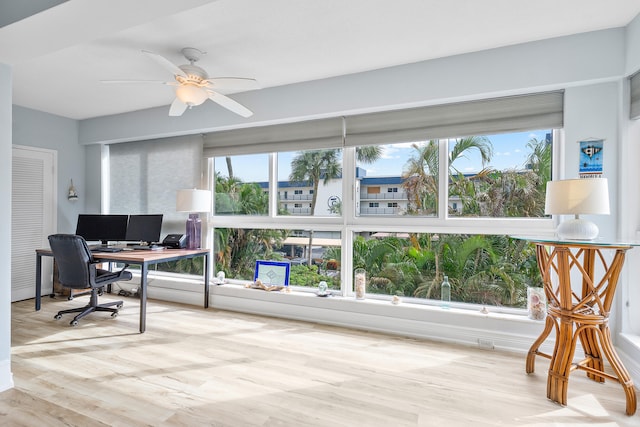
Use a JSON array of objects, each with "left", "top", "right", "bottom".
[{"left": 11, "top": 146, "right": 57, "bottom": 302}]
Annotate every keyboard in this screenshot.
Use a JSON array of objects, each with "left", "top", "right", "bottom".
[
  {"left": 130, "top": 245, "right": 164, "bottom": 251},
  {"left": 90, "top": 246, "right": 123, "bottom": 253}
]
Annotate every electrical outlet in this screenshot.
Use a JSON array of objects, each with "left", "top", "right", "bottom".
[{"left": 478, "top": 338, "right": 494, "bottom": 349}]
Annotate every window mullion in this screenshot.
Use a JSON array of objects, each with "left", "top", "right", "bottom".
[
  {"left": 269, "top": 153, "right": 277, "bottom": 217},
  {"left": 439, "top": 139, "right": 449, "bottom": 220}
]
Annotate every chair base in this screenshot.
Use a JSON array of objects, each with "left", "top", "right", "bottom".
[{"left": 54, "top": 287, "right": 123, "bottom": 326}]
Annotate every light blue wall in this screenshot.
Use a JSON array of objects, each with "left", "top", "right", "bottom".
[
  {"left": 564, "top": 83, "right": 620, "bottom": 240},
  {"left": 13, "top": 106, "right": 86, "bottom": 232},
  {"left": 0, "top": 62, "right": 14, "bottom": 391}
]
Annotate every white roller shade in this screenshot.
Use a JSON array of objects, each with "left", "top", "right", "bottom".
[
  {"left": 203, "top": 117, "right": 343, "bottom": 157},
  {"left": 344, "top": 91, "right": 564, "bottom": 146},
  {"left": 108, "top": 134, "right": 203, "bottom": 235}
]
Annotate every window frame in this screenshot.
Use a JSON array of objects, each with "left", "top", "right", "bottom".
[{"left": 208, "top": 128, "right": 561, "bottom": 306}]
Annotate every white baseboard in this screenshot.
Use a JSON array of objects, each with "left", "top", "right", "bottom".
[
  {"left": 617, "top": 333, "right": 640, "bottom": 389},
  {"left": 0, "top": 359, "right": 14, "bottom": 392}
]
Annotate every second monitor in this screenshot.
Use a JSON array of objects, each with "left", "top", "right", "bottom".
[{"left": 125, "top": 214, "right": 163, "bottom": 245}]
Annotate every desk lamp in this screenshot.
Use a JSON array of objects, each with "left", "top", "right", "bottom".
[
  {"left": 544, "top": 178, "right": 610, "bottom": 240},
  {"left": 176, "top": 189, "right": 211, "bottom": 249}
]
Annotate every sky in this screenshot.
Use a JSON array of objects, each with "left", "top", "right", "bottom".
[{"left": 214, "top": 130, "right": 550, "bottom": 183}]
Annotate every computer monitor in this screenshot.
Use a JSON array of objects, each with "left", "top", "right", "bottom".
[
  {"left": 75, "top": 214, "right": 129, "bottom": 245},
  {"left": 125, "top": 214, "right": 164, "bottom": 245}
]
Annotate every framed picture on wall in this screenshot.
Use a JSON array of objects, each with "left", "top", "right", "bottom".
[{"left": 579, "top": 139, "right": 604, "bottom": 177}]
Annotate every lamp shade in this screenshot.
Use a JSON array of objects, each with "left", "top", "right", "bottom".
[
  {"left": 544, "top": 178, "right": 610, "bottom": 215},
  {"left": 176, "top": 189, "right": 212, "bottom": 213}
]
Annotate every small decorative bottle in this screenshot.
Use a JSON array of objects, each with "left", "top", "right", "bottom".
[
  {"left": 527, "top": 286, "right": 547, "bottom": 320},
  {"left": 441, "top": 275, "right": 451, "bottom": 309},
  {"left": 354, "top": 268, "right": 366, "bottom": 300}
]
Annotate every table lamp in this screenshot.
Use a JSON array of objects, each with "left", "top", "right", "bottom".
[
  {"left": 176, "top": 189, "right": 212, "bottom": 249},
  {"left": 544, "top": 178, "right": 610, "bottom": 240}
]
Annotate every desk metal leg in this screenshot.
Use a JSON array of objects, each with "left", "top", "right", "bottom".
[
  {"left": 204, "top": 253, "right": 210, "bottom": 309},
  {"left": 35, "top": 253, "right": 42, "bottom": 311},
  {"left": 139, "top": 263, "right": 147, "bottom": 333}
]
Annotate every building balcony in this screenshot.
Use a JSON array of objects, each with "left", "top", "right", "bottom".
[
  {"left": 359, "top": 192, "right": 407, "bottom": 201},
  {"left": 279, "top": 194, "right": 314, "bottom": 201},
  {"left": 359, "top": 207, "right": 404, "bottom": 215}
]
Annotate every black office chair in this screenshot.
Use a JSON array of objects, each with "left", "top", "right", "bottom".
[{"left": 48, "top": 234, "right": 132, "bottom": 326}]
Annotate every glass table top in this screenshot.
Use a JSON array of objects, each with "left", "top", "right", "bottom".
[{"left": 511, "top": 235, "right": 640, "bottom": 247}]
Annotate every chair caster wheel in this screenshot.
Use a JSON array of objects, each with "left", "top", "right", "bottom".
[
  {"left": 54, "top": 314, "right": 62, "bottom": 320},
  {"left": 70, "top": 320, "right": 79, "bottom": 327},
  {"left": 111, "top": 312, "right": 118, "bottom": 318}
]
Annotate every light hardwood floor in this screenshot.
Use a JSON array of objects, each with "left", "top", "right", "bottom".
[{"left": 3, "top": 295, "right": 639, "bottom": 426}]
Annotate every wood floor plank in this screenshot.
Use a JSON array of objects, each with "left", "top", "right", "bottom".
[{"left": 2, "top": 296, "right": 639, "bottom": 426}]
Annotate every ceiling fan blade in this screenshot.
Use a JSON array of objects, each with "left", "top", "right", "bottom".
[
  {"left": 169, "top": 98, "right": 188, "bottom": 116},
  {"left": 207, "top": 91, "right": 253, "bottom": 117},
  {"left": 205, "top": 77, "right": 260, "bottom": 91},
  {"left": 142, "top": 50, "right": 186, "bottom": 78}
]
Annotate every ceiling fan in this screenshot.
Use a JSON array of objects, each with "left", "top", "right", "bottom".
[{"left": 103, "top": 47, "right": 259, "bottom": 117}]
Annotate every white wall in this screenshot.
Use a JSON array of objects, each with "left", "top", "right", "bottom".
[{"left": 0, "top": 62, "right": 14, "bottom": 392}]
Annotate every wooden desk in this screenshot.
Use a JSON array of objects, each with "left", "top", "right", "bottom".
[
  {"left": 515, "top": 237, "right": 636, "bottom": 415},
  {"left": 35, "top": 248, "right": 210, "bottom": 333}
]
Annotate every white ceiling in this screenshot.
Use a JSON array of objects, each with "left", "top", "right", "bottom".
[{"left": 2, "top": 0, "right": 640, "bottom": 120}]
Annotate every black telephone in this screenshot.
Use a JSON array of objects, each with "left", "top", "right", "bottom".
[{"left": 162, "top": 234, "right": 187, "bottom": 249}]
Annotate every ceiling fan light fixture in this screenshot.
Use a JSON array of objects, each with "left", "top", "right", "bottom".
[{"left": 175, "top": 84, "right": 208, "bottom": 106}]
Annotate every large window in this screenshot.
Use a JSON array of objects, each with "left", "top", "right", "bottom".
[{"left": 204, "top": 91, "right": 562, "bottom": 309}]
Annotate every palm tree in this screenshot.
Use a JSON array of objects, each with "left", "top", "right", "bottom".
[
  {"left": 401, "top": 141, "right": 439, "bottom": 214},
  {"left": 356, "top": 146, "right": 383, "bottom": 164},
  {"left": 225, "top": 156, "right": 234, "bottom": 179},
  {"left": 525, "top": 136, "right": 552, "bottom": 189},
  {"left": 401, "top": 136, "right": 494, "bottom": 216},
  {"left": 215, "top": 173, "right": 268, "bottom": 215},
  {"left": 289, "top": 150, "right": 340, "bottom": 216},
  {"left": 289, "top": 146, "right": 383, "bottom": 215},
  {"left": 447, "top": 136, "right": 494, "bottom": 215},
  {"left": 448, "top": 136, "right": 493, "bottom": 175}
]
